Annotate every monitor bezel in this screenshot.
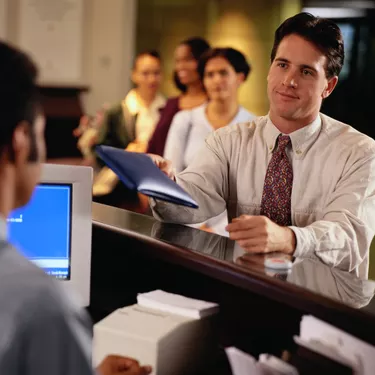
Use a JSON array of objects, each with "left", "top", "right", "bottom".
[
  {"left": 36, "top": 182, "right": 73, "bottom": 280},
  {"left": 41, "top": 163, "right": 93, "bottom": 306}
]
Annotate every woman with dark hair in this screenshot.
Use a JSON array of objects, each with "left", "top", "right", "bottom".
[
  {"left": 163, "top": 47, "right": 256, "bottom": 235},
  {"left": 146, "top": 37, "right": 210, "bottom": 156}
]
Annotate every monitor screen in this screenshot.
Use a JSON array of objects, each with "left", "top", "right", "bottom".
[{"left": 7, "top": 183, "right": 72, "bottom": 280}]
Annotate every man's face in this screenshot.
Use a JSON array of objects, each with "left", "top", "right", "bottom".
[
  {"left": 14, "top": 113, "right": 46, "bottom": 209},
  {"left": 132, "top": 55, "right": 162, "bottom": 95},
  {"left": 267, "top": 34, "right": 337, "bottom": 124}
]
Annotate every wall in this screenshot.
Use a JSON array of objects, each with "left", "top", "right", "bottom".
[
  {"left": 81, "top": 0, "right": 137, "bottom": 114},
  {"left": 136, "top": 0, "right": 301, "bottom": 115},
  {"left": 3, "top": 0, "right": 136, "bottom": 115},
  {"left": 136, "top": 0, "right": 210, "bottom": 98},
  {"left": 2, "top": 0, "right": 301, "bottom": 116},
  {"left": 0, "top": 0, "right": 7, "bottom": 39},
  {"left": 206, "top": 0, "right": 301, "bottom": 115}
]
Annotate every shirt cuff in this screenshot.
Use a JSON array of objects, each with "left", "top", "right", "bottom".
[
  {"left": 149, "top": 197, "right": 182, "bottom": 222},
  {"left": 289, "top": 226, "right": 316, "bottom": 258},
  {"left": 149, "top": 197, "right": 165, "bottom": 221}
]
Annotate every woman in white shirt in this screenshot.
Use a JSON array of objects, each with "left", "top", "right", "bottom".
[{"left": 164, "top": 47, "right": 256, "bottom": 235}]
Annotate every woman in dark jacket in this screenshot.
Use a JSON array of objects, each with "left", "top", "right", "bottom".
[{"left": 147, "top": 37, "right": 210, "bottom": 156}]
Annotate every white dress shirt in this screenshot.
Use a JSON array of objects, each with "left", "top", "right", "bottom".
[
  {"left": 77, "top": 90, "right": 165, "bottom": 158},
  {"left": 123, "top": 89, "right": 166, "bottom": 143},
  {"left": 92, "top": 90, "right": 166, "bottom": 196},
  {"left": 151, "top": 113, "right": 375, "bottom": 279}
]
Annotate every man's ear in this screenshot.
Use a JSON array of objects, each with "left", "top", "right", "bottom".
[
  {"left": 322, "top": 75, "right": 338, "bottom": 99},
  {"left": 12, "top": 121, "right": 31, "bottom": 165}
]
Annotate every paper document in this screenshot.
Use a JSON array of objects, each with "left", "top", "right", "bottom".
[
  {"left": 297, "top": 315, "right": 375, "bottom": 375},
  {"left": 137, "top": 290, "right": 219, "bottom": 319},
  {"left": 225, "top": 347, "right": 260, "bottom": 375}
]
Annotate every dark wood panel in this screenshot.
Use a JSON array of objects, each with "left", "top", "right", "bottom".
[{"left": 40, "top": 85, "right": 88, "bottom": 158}]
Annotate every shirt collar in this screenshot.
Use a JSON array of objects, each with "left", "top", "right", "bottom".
[
  {"left": 123, "top": 89, "right": 166, "bottom": 116},
  {"left": 264, "top": 114, "right": 322, "bottom": 158}
]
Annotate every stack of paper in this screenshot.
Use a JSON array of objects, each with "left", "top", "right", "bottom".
[
  {"left": 225, "top": 347, "right": 259, "bottom": 375},
  {"left": 137, "top": 290, "right": 219, "bottom": 319},
  {"left": 225, "top": 347, "right": 299, "bottom": 375},
  {"left": 226, "top": 316, "right": 375, "bottom": 374},
  {"left": 294, "top": 315, "right": 375, "bottom": 375}
]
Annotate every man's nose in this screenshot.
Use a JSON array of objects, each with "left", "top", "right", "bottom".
[{"left": 282, "top": 70, "right": 298, "bottom": 88}]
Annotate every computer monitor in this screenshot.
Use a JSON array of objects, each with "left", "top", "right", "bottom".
[{"left": 7, "top": 164, "right": 93, "bottom": 306}]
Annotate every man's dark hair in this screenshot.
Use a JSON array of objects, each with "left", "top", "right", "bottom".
[
  {"left": 197, "top": 47, "right": 251, "bottom": 81},
  {"left": 0, "top": 41, "right": 40, "bottom": 161},
  {"left": 173, "top": 37, "right": 211, "bottom": 92},
  {"left": 270, "top": 12, "right": 344, "bottom": 78},
  {"left": 133, "top": 49, "right": 161, "bottom": 70}
]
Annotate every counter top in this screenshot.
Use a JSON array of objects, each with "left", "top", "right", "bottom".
[{"left": 92, "top": 203, "right": 375, "bottom": 317}]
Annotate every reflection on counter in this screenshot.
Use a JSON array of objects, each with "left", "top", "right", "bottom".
[
  {"left": 150, "top": 220, "right": 375, "bottom": 310},
  {"left": 288, "top": 257, "right": 375, "bottom": 309},
  {"left": 151, "top": 221, "right": 233, "bottom": 261},
  {"left": 92, "top": 203, "right": 375, "bottom": 315},
  {"left": 92, "top": 203, "right": 375, "bottom": 366}
]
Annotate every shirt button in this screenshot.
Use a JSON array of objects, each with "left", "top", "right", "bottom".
[
  {"left": 295, "top": 149, "right": 302, "bottom": 155},
  {"left": 269, "top": 146, "right": 273, "bottom": 151}
]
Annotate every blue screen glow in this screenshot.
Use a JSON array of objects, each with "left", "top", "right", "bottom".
[{"left": 7, "top": 183, "right": 72, "bottom": 279}]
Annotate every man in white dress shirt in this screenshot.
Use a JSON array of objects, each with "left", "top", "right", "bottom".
[{"left": 149, "top": 12, "right": 375, "bottom": 279}]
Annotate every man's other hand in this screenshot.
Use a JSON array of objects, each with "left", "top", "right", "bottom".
[
  {"left": 97, "top": 355, "right": 152, "bottom": 375},
  {"left": 226, "top": 215, "right": 296, "bottom": 255}
]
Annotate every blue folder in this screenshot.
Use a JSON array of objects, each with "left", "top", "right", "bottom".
[{"left": 95, "top": 145, "right": 198, "bottom": 208}]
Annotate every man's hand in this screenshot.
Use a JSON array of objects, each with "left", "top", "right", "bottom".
[
  {"left": 97, "top": 355, "right": 152, "bottom": 375},
  {"left": 147, "top": 154, "right": 175, "bottom": 180},
  {"left": 226, "top": 215, "right": 296, "bottom": 254}
]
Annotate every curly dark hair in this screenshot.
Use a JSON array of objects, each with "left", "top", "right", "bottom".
[{"left": 173, "top": 37, "right": 211, "bottom": 92}]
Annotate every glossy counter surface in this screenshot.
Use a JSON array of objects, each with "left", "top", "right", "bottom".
[{"left": 91, "top": 203, "right": 375, "bottom": 345}]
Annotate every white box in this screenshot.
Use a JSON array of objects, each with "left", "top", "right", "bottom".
[{"left": 93, "top": 304, "right": 218, "bottom": 375}]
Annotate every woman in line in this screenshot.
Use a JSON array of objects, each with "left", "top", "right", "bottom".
[
  {"left": 164, "top": 47, "right": 256, "bottom": 235},
  {"left": 146, "top": 37, "right": 210, "bottom": 156},
  {"left": 92, "top": 50, "right": 165, "bottom": 207},
  {"left": 96, "top": 50, "right": 165, "bottom": 155},
  {"left": 76, "top": 50, "right": 165, "bottom": 163}
]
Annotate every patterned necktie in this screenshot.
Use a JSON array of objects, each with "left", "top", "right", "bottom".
[{"left": 260, "top": 135, "right": 293, "bottom": 226}]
